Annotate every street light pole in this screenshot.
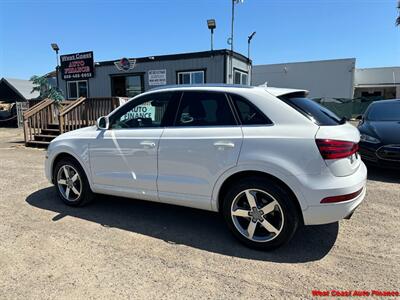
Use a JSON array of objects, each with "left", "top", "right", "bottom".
[
  {"left": 247, "top": 31, "right": 256, "bottom": 85},
  {"left": 55, "top": 49, "right": 59, "bottom": 90},
  {"left": 207, "top": 19, "right": 216, "bottom": 51},
  {"left": 247, "top": 31, "right": 256, "bottom": 59},
  {"left": 51, "top": 43, "right": 60, "bottom": 90}
]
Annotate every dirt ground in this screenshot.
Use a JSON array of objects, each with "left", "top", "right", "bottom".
[{"left": 0, "top": 127, "right": 399, "bottom": 299}]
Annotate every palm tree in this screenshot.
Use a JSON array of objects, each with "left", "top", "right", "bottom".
[{"left": 397, "top": 1, "right": 400, "bottom": 26}]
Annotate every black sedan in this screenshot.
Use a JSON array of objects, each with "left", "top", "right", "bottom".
[{"left": 357, "top": 99, "right": 400, "bottom": 169}]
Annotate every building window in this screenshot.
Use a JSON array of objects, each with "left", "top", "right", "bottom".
[
  {"left": 177, "top": 70, "right": 205, "bottom": 85},
  {"left": 67, "top": 80, "right": 88, "bottom": 99},
  {"left": 234, "top": 69, "right": 248, "bottom": 85}
]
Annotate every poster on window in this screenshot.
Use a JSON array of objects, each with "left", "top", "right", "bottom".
[
  {"left": 122, "top": 102, "right": 156, "bottom": 121},
  {"left": 60, "top": 51, "right": 94, "bottom": 80},
  {"left": 148, "top": 69, "right": 166, "bottom": 86}
]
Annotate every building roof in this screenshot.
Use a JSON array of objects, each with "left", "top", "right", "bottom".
[
  {"left": 96, "top": 49, "right": 250, "bottom": 66},
  {"left": 0, "top": 78, "right": 39, "bottom": 100}
]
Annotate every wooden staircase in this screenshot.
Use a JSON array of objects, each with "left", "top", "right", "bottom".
[
  {"left": 23, "top": 97, "right": 119, "bottom": 147},
  {"left": 28, "top": 123, "right": 60, "bottom": 146}
]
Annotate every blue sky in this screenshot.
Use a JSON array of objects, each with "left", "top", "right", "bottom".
[{"left": 1, "top": 0, "right": 399, "bottom": 79}]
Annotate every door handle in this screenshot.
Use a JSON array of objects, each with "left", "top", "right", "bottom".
[
  {"left": 213, "top": 141, "right": 235, "bottom": 149},
  {"left": 140, "top": 141, "right": 156, "bottom": 148}
]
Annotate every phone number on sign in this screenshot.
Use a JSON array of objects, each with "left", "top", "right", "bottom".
[{"left": 312, "top": 290, "right": 399, "bottom": 297}]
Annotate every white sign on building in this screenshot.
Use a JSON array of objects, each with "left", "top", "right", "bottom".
[{"left": 148, "top": 69, "right": 167, "bottom": 86}]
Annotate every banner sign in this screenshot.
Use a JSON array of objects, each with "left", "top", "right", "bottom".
[
  {"left": 60, "top": 51, "right": 94, "bottom": 80},
  {"left": 148, "top": 69, "right": 167, "bottom": 86}
]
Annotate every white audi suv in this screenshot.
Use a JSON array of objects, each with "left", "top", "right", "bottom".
[{"left": 45, "top": 85, "right": 367, "bottom": 250}]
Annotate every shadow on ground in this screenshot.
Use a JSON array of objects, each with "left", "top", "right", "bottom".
[
  {"left": 27, "top": 187, "right": 338, "bottom": 263},
  {"left": 367, "top": 165, "right": 400, "bottom": 184}
]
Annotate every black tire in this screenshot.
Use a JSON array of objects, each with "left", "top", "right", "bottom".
[
  {"left": 53, "top": 157, "right": 93, "bottom": 207},
  {"left": 222, "top": 177, "right": 299, "bottom": 250}
]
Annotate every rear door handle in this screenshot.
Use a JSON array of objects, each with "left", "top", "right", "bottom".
[
  {"left": 140, "top": 141, "right": 156, "bottom": 148},
  {"left": 213, "top": 141, "right": 235, "bottom": 148}
]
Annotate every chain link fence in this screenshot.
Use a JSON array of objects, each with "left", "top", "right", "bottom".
[{"left": 313, "top": 98, "right": 375, "bottom": 119}]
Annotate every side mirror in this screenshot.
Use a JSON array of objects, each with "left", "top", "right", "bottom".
[{"left": 96, "top": 116, "right": 109, "bottom": 130}]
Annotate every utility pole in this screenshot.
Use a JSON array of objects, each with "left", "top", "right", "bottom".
[{"left": 229, "top": 0, "right": 244, "bottom": 83}]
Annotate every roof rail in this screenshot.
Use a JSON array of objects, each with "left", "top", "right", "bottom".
[{"left": 149, "top": 83, "right": 254, "bottom": 91}]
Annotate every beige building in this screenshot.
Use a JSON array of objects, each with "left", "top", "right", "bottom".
[
  {"left": 253, "top": 59, "right": 400, "bottom": 100},
  {"left": 354, "top": 67, "right": 400, "bottom": 100}
]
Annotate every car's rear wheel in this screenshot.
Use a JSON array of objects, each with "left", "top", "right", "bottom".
[
  {"left": 54, "top": 158, "right": 93, "bottom": 206},
  {"left": 222, "top": 177, "right": 299, "bottom": 250}
]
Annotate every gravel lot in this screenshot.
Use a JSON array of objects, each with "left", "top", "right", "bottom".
[{"left": 0, "top": 127, "right": 399, "bottom": 299}]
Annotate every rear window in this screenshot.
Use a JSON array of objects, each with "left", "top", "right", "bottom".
[
  {"left": 280, "top": 97, "right": 343, "bottom": 126},
  {"left": 366, "top": 101, "right": 400, "bottom": 121}
]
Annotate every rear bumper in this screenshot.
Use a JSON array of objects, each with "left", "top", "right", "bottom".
[
  {"left": 300, "top": 162, "right": 367, "bottom": 225},
  {"left": 302, "top": 186, "right": 366, "bottom": 225}
]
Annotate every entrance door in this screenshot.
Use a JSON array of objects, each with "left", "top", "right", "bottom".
[
  {"left": 111, "top": 74, "right": 144, "bottom": 98},
  {"left": 89, "top": 91, "right": 176, "bottom": 200}
]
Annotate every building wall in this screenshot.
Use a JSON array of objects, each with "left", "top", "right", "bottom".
[
  {"left": 354, "top": 67, "right": 400, "bottom": 86},
  {"left": 59, "top": 55, "right": 226, "bottom": 98},
  {"left": 225, "top": 56, "right": 251, "bottom": 84},
  {"left": 354, "top": 67, "right": 400, "bottom": 99},
  {"left": 252, "top": 58, "right": 356, "bottom": 99}
]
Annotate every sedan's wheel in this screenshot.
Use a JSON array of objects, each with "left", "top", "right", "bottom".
[
  {"left": 231, "top": 189, "right": 284, "bottom": 242},
  {"left": 222, "top": 177, "right": 299, "bottom": 250},
  {"left": 54, "top": 158, "right": 93, "bottom": 206}
]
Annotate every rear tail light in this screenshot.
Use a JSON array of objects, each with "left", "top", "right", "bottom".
[
  {"left": 320, "top": 188, "right": 363, "bottom": 203},
  {"left": 316, "top": 139, "right": 359, "bottom": 160}
]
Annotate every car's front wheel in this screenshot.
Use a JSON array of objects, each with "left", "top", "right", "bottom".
[
  {"left": 54, "top": 158, "right": 93, "bottom": 206},
  {"left": 222, "top": 177, "right": 299, "bottom": 250}
]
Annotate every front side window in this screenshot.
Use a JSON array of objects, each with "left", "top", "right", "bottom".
[
  {"left": 175, "top": 91, "right": 236, "bottom": 126},
  {"left": 177, "top": 70, "right": 205, "bottom": 85},
  {"left": 68, "top": 80, "right": 87, "bottom": 99},
  {"left": 109, "top": 92, "right": 174, "bottom": 129},
  {"left": 230, "top": 93, "right": 272, "bottom": 125},
  {"left": 234, "top": 69, "right": 248, "bottom": 85}
]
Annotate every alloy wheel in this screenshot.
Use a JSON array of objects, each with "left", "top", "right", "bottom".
[
  {"left": 230, "top": 189, "right": 284, "bottom": 242},
  {"left": 56, "top": 164, "right": 82, "bottom": 202}
]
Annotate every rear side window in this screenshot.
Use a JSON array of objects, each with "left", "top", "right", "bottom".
[
  {"left": 230, "top": 93, "right": 272, "bottom": 125},
  {"left": 175, "top": 91, "right": 237, "bottom": 126},
  {"left": 281, "top": 97, "right": 343, "bottom": 125}
]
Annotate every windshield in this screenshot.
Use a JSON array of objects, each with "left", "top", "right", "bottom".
[
  {"left": 280, "top": 97, "right": 343, "bottom": 126},
  {"left": 367, "top": 101, "right": 400, "bottom": 121}
]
